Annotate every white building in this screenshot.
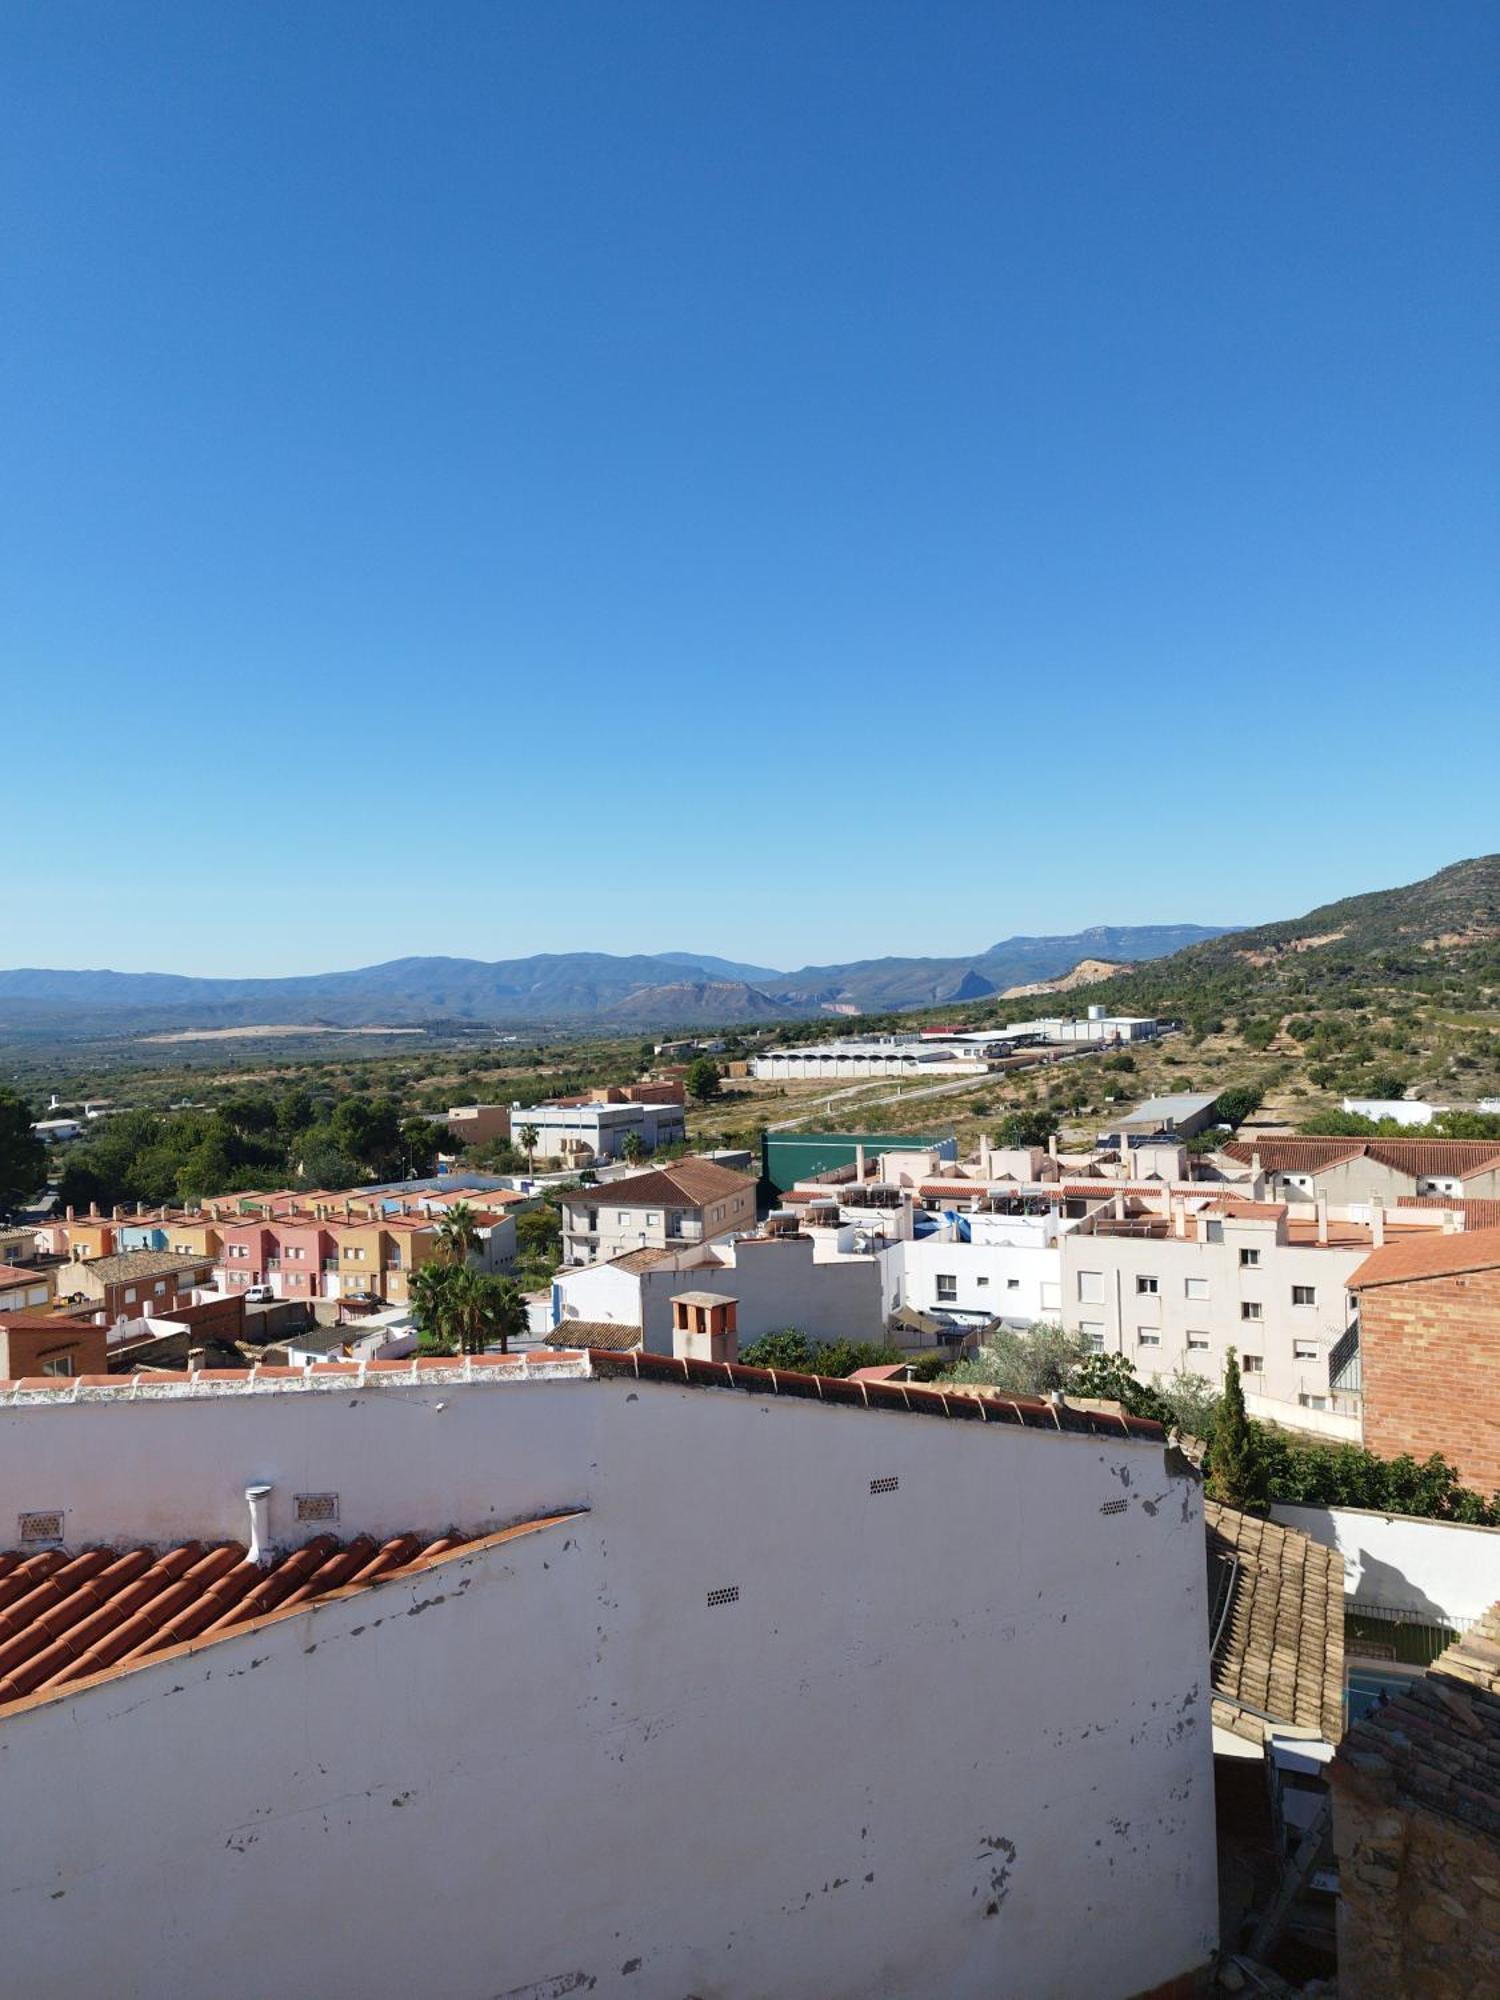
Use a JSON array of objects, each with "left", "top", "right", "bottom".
[
  {"left": 1058, "top": 1196, "right": 1454, "bottom": 1431},
  {"left": 1341, "top": 1098, "right": 1446, "bottom": 1128},
  {"left": 553, "top": 1208, "right": 1064, "bottom": 1352},
  {"left": 752, "top": 1037, "right": 991, "bottom": 1081},
  {"left": 511, "top": 1097, "right": 686, "bottom": 1165},
  {"left": 0, "top": 1352, "right": 1218, "bottom": 1999}
]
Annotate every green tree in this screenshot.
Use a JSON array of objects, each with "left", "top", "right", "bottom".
[
  {"left": 435, "top": 1202, "right": 480, "bottom": 1268},
  {"left": 686, "top": 1057, "right": 721, "bottom": 1103},
  {"left": 0, "top": 1092, "right": 45, "bottom": 1214},
  {"left": 518, "top": 1123, "right": 540, "bottom": 1174},
  {"left": 1212, "top": 1085, "right": 1263, "bottom": 1130},
  {"left": 620, "top": 1132, "right": 646, "bottom": 1166},
  {"left": 947, "top": 1324, "right": 1086, "bottom": 1397},
  {"left": 425, "top": 1266, "right": 528, "bottom": 1355},
  {"left": 992, "top": 1110, "right": 1054, "bottom": 1150},
  {"left": 1205, "top": 1350, "right": 1268, "bottom": 1512}
]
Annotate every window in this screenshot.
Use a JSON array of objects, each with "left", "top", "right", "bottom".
[
  {"left": 41, "top": 1354, "right": 76, "bottom": 1377},
  {"left": 935, "top": 1274, "right": 958, "bottom": 1302},
  {"left": 1006, "top": 1278, "right": 1020, "bottom": 1291},
  {"left": 1294, "top": 1339, "right": 1318, "bottom": 1362},
  {"left": 154, "top": 1280, "right": 166, "bottom": 1295},
  {"left": 1079, "top": 1322, "right": 1105, "bottom": 1352},
  {"left": 1187, "top": 1331, "right": 1210, "bottom": 1351},
  {"left": 1185, "top": 1277, "right": 1210, "bottom": 1301},
  {"left": 1239, "top": 1247, "right": 1261, "bottom": 1268},
  {"left": 1077, "top": 1271, "right": 1103, "bottom": 1303},
  {"left": 1298, "top": 1393, "right": 1328, "bottom": 1411},
  {"left": 976, "top": 1276, "right": 990, "bottom": 1288},
  {"left": 1137, "top": 1328, "right": 1160, "bottom": 1348},
  {"left": 1241, "top": 1353, "right": 1263, "bottom": 1374},
  {"left": 1241, "top": 1301, "right": 1262, "bottom": 1321},
  {"left": 1292, "top": 1284, "right": 1316, "bottom": 1307},
  {"left": 124, "top": 1288, "right": 136, "bottom": 1304},
  {"left": 645, "top": 1212, "right": 660, "bottom": 1226},
  {"left": 1205, "top": 1221, "right": 1224, "bottom": 1244},
  {"left": 1136, "top": 1275, "right": 1159, "bottom": 1295},
  {"left": 617, "top": 1212, "right": 630, "bottom": 1226}
]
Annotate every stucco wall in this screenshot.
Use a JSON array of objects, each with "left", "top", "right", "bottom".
[
  {"left": 1271, "top": 1502, "right": 1500, "bottom": 1629},
  {"left": 0, "top": 1375, "right": 1216, "bottom": 1999}
]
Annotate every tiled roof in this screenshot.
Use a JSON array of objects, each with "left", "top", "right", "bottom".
[
  {"left": 1334, "top": 1603, "right": 1500, "bottom": 1839},
  {"left": 1224, "top": 1138, "right": 1500, "bottom": 1181},
  {"left": 1346, "top": 1225, "right": 1500, "bottom": 1290},
  {"left": 609, "top": 1247, "right": 680, "bottom": 1273},
  {"left": 1206, "top": 1501, "right": 1345, "bottom": 1746},
  {"left": 75, "top": 1250, "right": 212, "bottom": 1284},
  {"left": 0, "top": 1265, "right": 42, "bottom": 1287},
  {"left": 543, "top": 1322, "right": 643, "bottom": 1350},
  {"left": 1398, "top": 1195, "right": 1500, "bottom": 1230},
  {"left": 0, "top": 1348, "right": 1170, "bottom": 1450},
  {"left": 0, "top": 1516, "right": 579, "bottom": 1717},
  {"left": 572, "top": 1159, "right": 755, "bottom": 1210}
]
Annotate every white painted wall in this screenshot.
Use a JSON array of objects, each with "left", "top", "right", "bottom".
[
  {"left": 892, "top": 1233, "right": 1062, "bottom": 1325},
  {"left": 0, "top": 1371, "right": 1217, "bottom": 2000},
  {"left": 1341, "top": 1099, "right": 1443, "bottom": 1128},
  {"left": 1270, "top": 1502, "right": 1500, "bottom": 1629}
]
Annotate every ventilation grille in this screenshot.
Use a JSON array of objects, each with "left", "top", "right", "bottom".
[
  {"left": 18, "top": 1510, "right": 63, "bottom": 1544},
  {"left": 294, "top": 1492, "right": 339, "bottom": 1523},
  {"left": 1099, "top": 1497, "right": 1128, "bottom": 1517},
  {"left": 870, "top": 1475, "right": 899, "bottom": 1495},
  {"left": 706, "top": 1585, "right": 740, "bottom": 1608}
]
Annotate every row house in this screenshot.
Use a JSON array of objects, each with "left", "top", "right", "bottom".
[{"left": 215, "top": 1209, "right": 513, "bottom": 1304}]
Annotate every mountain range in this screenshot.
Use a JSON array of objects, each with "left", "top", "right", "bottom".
[{"left": 0, "top": 924, "right": 1231, "bottom": 1036}]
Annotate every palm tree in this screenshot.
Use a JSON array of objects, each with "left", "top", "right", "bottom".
[
  {"left": 518, "top": 1124, "right": 540, "bottom": 1175},
  {"left": 620, "top": 1132, "right": 646, "bottom": 1166},
  {"left": 443, "top": 1267, "right": 528, "bottom": 1355},
  {"left": 435, "top": 1201, "right": 480, "bottom": 1268},
  {"left": 409, "top": 1263, "right": 457, "bottom": 1354}
]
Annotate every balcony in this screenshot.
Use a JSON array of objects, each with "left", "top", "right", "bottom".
[{"left": 1329, "top": 1322, "right": 1361, "bottom": 1395}]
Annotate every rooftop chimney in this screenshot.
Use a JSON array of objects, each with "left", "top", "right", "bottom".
[
  {"left": 1371, "top": 1204, "right": 1385, "bottom": 1249},
  {"left": 245, "top": 1483, "right": 273, "bottom": 1566},
  {"left": 854, "top": 1144, "right": 866, "bottom": 1183},
  {"left": 671, "top": 1292, "right": 738, "bottom": 1365},
  {"left": 1442, "top": 1207, "right": 1461, "bottom": 1235},
  {"left": 65, "top": 1206, "right": 75, "bottom": 1223},
  {"left": 187, "top": 1345, "right": 205, "bottom": 1375},
  {"left": 1316, "top": 1194, "right": 1329, "bottom": 1247}
]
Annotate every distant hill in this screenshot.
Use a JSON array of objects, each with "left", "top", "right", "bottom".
[
  {"left": 0, "top": 922, "right": 1233, "bottom": 1037},
  {"left": 1037, "top": 855, "right": 1500, "bottom": 1023}
]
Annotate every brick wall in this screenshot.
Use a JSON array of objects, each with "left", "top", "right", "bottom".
[
  {"left": 1360, "top": 1267, "right": 1500, "bottom": 1497},
  {"left": 1332, "top": 1760, "right": 1500, "bottom": 1997}
]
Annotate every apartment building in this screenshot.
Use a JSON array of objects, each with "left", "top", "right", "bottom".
[
  {"left": 0, "top": 1351, "right": 1216, "bottom": 1998},
  {"left": 1059, "top": 1196, "right": 1450, "bottom": 1425},
  {"left": 512, "top": 1096, "right": 686, "bottom": 1165},
  {"left": 560, "top": 1158, "right": 756, "bottom": 1265}
]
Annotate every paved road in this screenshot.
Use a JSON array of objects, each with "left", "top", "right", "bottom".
[{"left": 765, "top": 1048, "right": 1088, "bottom": 1131}]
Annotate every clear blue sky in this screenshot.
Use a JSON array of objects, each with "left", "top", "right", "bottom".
[{"left": 5, "top": 2, "right": 1496, "bottom": 976}]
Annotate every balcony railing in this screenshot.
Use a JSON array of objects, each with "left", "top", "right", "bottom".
[{"left": 1329, "top": 1322, "right": 1361, "bottom": 1394}]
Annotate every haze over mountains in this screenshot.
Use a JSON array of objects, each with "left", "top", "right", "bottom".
[{"left": 0, "top": 924, "right": 1230, "bottom": 1036}]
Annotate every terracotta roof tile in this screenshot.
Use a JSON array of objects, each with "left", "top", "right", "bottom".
[
  {"left": 1224, "top": 1137, "right": 1500, "bottom": 1180},
  {"left": 0, "top": 1514, "right": 582, "bottom": 1715},
  {"left": 544, "top": 1322, "right": 643, "bottom": 1350},
  {"left": 569, "top": 1159, "right": 754, "bottom": 1210},
  {"left": 1334, "top": 1602, "right": 1500, "bottom": 1839},
  {"left": 1346, "top": 1224, "right": 1500, "bottom": 1290},
  {"left": 1206, "top": 1501, "right": 1345, "bottom": 1745}
]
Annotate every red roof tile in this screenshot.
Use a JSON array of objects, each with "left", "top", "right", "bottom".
[
  {"left": 1346, "top": 1225, "right": 1500, "bottom": 1290},
  {"left": 0, "top": 1514, "right": 581, "bottom": 1715}
]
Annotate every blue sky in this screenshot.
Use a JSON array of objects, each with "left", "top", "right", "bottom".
[{"left": 4, "top": 2, "right": 1496, "bottom": 976}]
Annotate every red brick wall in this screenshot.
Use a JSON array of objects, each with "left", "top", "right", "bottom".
[{"left": 1360, "top": 1266, "right": 1500, "bottom": 1497}]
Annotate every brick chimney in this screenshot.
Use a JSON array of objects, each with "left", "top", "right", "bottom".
[{"left": 671, "top": 1292, "right": 738, "bottom": 1365}]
